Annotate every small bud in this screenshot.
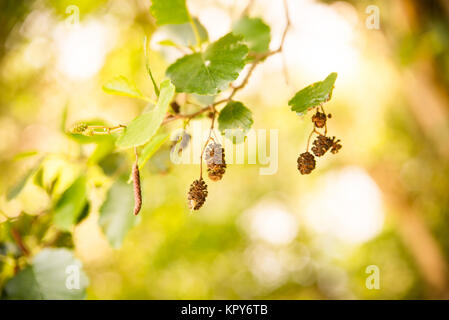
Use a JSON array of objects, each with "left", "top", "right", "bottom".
[
  {"left": 170, "top": 101, "right": 180, "bottom": 114},
  {"left": 71, "top": 122, "right": 88, "bottom": 134}
]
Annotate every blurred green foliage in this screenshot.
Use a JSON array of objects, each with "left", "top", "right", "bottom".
[{"left": 1, "top": 0, "right": 449, "bottom": 300}]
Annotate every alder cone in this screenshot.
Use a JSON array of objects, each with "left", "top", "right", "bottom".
[
  {"left": 205, "top": 143, "right": 226, "bottom": 181},
  {"left": 297, "top": 152, "right": 316, "bottom": 174},
  {"left": 330, "top": 137, "right": 342, "bottom": 154},
  {"left": 311, "top": 134, "right": 333, "bottom": 157},
  {"left": 188, "top": 178, "right": 208, "bottom": 210},
  {"left": 312, "top": 111, "right": 327, "bottom": 128}
]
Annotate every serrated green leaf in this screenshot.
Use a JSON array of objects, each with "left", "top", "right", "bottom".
[
  {"left": 4, "top": 248, "right": 89, "bottom": 299},
  {"left": 155, "top": 18, "right": 208, "bottom": 47},
  {"left": 116, "top": 80, "right": 175, "bottom": 148},
  {"left": 218, "top": 101, "right": 254, "bottom": 144},
  {"left": 166, "top": 33, "right": 248, "bottom": 95},
  {"left": 289, "top": 72, "right": 338, "bottom": 114},
  {"left": 150, "top": 0, "right": 189, "bottom": 25},
  {"left": 53, "top": 175, "right": 88, "bottom": 231},
  {"left": 139, "top": 133, "right": 169, "bottom": 169},
  {"left": 232, "top": 17, "right": 271, "bottom": 53},
  {"left": 99, "top": 179, "right": 140, "bottom": 248},
  {"left": 103, "top": 76, "right": 151, "bottom": 102}
]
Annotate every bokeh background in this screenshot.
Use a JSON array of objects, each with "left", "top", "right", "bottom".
[{"left": 1, "top": 0, "right": 449, "bottom": 299}]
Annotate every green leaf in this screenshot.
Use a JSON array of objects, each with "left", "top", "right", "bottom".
[
  {"left": 53, "top": 175, "right": 88, "bottom": 231},
  {"left": 13, "top": 150, "right": 39, "bottom": 161},
  {"left": 158, "top": 39, "right": 180, "bottom": 47},
  {"left": 87, "top": 140, "right": 115, "bottom": 165},
  {"left": 218, "top": 101, "right": 254, "bottom": 144},
  {"left": 150, "top": 0, "right": 189, "bottom": 25},
  {"left": 103, "top": 76, "right": 151, "bottom": 102},
  {"left": 232, "top": 17, "right": 271, "bottom": 53},
  {"left": 166, "top": 33, "right": 248, "bottom": 95},
  {"left": 139, "top": 133, "right": 169, "bottom": 169},
  {"left": 288, "top": 72, "right": 338, "bottom": 114},
  {"left": 116, "top": 80, "right": 175, "bottom": 148},
  {"left": 4, "top": 248, "right": 89, "bottom": 299},
  {"left": 60, "top": 103, "right": 68, "bottom": 133},
  {"left": 99, "top": 179, "right": 140, "bottom": 248},
  {"left": 156, "top": 18, "right": 208, "bottom": 47},
  {"left": 7, "top": 159, "right": 43, "bottom": 200}
]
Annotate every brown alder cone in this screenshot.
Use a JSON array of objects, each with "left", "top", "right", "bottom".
[
  {"left": 312, "top": 111, "right": 327, "bottom": 128},
  {"left": 188, "top": 178, "right": 208, "bottom": 210},
  {"left": 132, "top": 161, "right": 142, "bottom": 215},
  {"left": 297, "top": 151, "right": 316, "bottom": 174},
  {"left": 205, "top": 142, "right": 226, "bottom": 181},
  {"left": 311, "top": 134, "right": 333, "bottom": 157},
  {"left": 331, "top": 137, "right": 342, "bottom": 154}
]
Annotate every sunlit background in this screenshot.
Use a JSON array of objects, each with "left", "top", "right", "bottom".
[{"left": 1, "top": 0, "right": 449, "bottom": 299}]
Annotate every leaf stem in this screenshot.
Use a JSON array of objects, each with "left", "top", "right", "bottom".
[
  {"left": 88, "top": 124, "right": 126, "bottom": 135},
  {"left": 187, "top": 11, "right": 201, "bottom": 50},
  {"left": 144, "top": 36, "right": 160, "bottom": 97},
  {"left": 199, "top": 109, "right": 216, "bottom": 178},
  {"left": 11, "top": 228, "right": 30, "bottom": 257}
]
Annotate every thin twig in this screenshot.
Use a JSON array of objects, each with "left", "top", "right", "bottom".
[
  {"left": 11, "top": 228, "right": 30, "bottom": 257},
  {"left": 242, "top": 0, "right": 255, "bottom": 16},
  {"left": 199, "top": 110, "right": 216, "bottom": 178},
  {"left": 88, "top": 124, "right": 126, "bottom": 135},
  {"left": 320, "top": 104, "right": 328, "bottom": 136}
]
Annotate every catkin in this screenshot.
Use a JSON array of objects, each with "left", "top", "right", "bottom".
[{"left": 132, "top": 161, "right": 142, "bottom": 215}]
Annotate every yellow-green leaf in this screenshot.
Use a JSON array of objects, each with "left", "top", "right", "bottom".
[
  {"left": 150, "top": 0, "right": 189, "bottom": 25},
  {"left": 116, "top": 80, "right": 175, "bottom": 148}
]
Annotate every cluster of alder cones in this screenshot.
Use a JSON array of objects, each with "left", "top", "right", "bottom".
[
  {"left": 297, "top": 107, "right": 342, "bottom": 175},
  {"left": 188, "top": 141, "right": 226, "bottom": 210}
]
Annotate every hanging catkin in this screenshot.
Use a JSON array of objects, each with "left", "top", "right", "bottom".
[{"left": 132, "top": 157, "right": 142, "bottom": 216}]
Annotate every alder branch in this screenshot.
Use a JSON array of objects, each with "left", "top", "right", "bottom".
[
  {"left": 163, "top": 0, "right": 291, "bottom": 125},
  {"left": 242, "top": 0, "right": 255, "bottom": 16},
  {"left": 11, "top": 228, "right": 30, "bottom": 257}
]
